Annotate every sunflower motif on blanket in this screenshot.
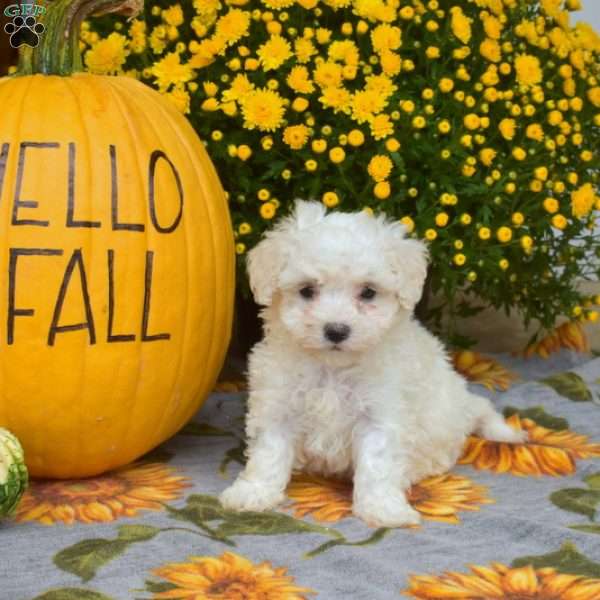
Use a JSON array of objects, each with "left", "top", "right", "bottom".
[
  {"left": 459, "top": 414, "right": 600, "bottom": 477},
  {"left": 15, "top": 462, "right": 190, "bottom": 525},
  {"left": 149, "top": 551, "right": 314, "bottom": 599},
  {"left": 286, "top": 472, "right": 492, "bottom": 524},
  {"left": 403, "top": 563, "right": 600, "bottom": 599}
]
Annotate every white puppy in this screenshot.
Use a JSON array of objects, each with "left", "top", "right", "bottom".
[{"left": 220, "top": 201, "right": 525, "bottom": 527}]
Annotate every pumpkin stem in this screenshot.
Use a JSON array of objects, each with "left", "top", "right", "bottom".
[{"left": 17, "top": 0, "right": 143, "bottom": 76}]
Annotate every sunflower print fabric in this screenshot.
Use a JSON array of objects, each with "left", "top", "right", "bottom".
[{"left": 3, "top": 353, "right": 600, "bottom": 599}]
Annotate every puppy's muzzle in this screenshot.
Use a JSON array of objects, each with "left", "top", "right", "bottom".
[{"left": 323, "top": 323, "right": 351, "bottom": 344}]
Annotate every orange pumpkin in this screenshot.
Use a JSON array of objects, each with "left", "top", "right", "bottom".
[{"left": 0, "top": 0, "right": 234, "bottom": 478}]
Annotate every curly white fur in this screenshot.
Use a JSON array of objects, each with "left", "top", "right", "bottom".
[{"left": 220, "top": 201, "right": 526, "bottom": 527}]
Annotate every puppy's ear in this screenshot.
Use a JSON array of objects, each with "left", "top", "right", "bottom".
[
  {"left": 386, "top": 224, "right": 429, "bottom": 310},
  {"left": 247, "top": 233, "right": 287, "bottom": 306},
  {"left": 291, "top": 199, "right": 326, "bottom": 230},
  {"left": 247, "top": 200, "right": 324, "bottom": 306}
]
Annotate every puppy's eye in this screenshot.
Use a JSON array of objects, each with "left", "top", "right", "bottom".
[
  {"left": 299, "top": 285, "right": 316, "bottom": 300},
  {"left": 359, "top": 286, "right": 377, "bottom": 301}
]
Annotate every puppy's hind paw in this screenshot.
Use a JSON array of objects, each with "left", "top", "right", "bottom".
[
  {"left": 353, "top": 497, "right": 421, "bottom": 528},
  {"left": 220, "top": 479, "right": 284, "bottom": 513}
]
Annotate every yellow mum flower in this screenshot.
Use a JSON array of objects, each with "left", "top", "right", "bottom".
[
  {"left": 237, "top": 144, "right": 252, "bottom": 161},
  {"left": 425, "top": 229, "right": 438, "bottom": 241},
  {"left": 85, "top": 33, "right": 129, "bottom": 75},
  {"left": 328, "top": 40, "right": 359, "bottom": 65},
  {"left": 215, "top": 9, "right": 251, "bottom": 46},
  {"left": 453, "top": 253, "right": 466, "bottom": 266},
  {"left": 351, "top": 89, "right": 386, "bottom": 124},
  {"left": 514, "top": 53, "right": 543, "bottom": 87},
  {"left": 367, "top": 155, "right": 393, "bottom": 182},
  {"left": 348, "top": 129, "right": 365, "bottom": 146},
  {"left": 374, "top": 181, "right": 391, "bottom": 199},
  {"left": 222, "top": 73, "right": 254, "bottom": 102},
  {"left": 479, "top": 38, "right": 501, "bottom": 63},
  {"left": 400, "top": 215, "right": 415, "bottom": 233},
  {"left": 438, "top": 78, "right": 454, "bottom": 93},
  {"left": 370, "top": 24, "right": 402, "bottom": 53},
  {"left": 463, "top": 114, "right": 481, "bottom": 130},
  {"left": 552, "top": 214, "right": 568, "bottom": 229},
  {"left": 262, "top": 0, "right": 294, "bottom": 8},
  {"left": 438, "top": 120, "right": 451, "bottom": 134},
  {"left": 478, "top": 227, "right": 491, "bottom": 240},
  {"left": 162, "top": 5, "right": 184, "bottom": 26},
  {"left": 588, "top": 87, "right": 600, "bottom": 107},
  {"left": 151, "top": 51, "right": 195, "bottom": 92},
  {"left": 426, "top": 46, "right": 440, "bottom": 59},
  {"left": 526, "top": 123, "right": 544, "bottom": 141},
  {"left": 369, "top": 114, "right": 394, "bottom": 140},
  {"left": 571, "top": 183, "right": 596, "bottom": 218},
  {"left": 257, "top": 35, "right": 292, "bottom": 70},
  {"left": 435, "top": 212, "right": 449, "bottom": 227},
  {"left": 520, "top": 235, "right": 534, "bottom": 251},
  {"left": 283, "top": 124, "right": 310, "bottom": 150},
  {"left": 496, "top": 226, "right": 513, "bottom": 243},
  {"left": 312, "top": 139, "right": 327, "bottom": 153},
  {"left": 380, "top": 51, "right": 402, "bottom": 76},
  {"left": 313, "top": 61, "right": 344, "bottom": 89},
  {"left": 319, "top": 87, "right": 352, "bottom": 113},
  {"left": 294, "top": 37, "right": 317, "bottom": 63},
  {"left": 260, "top": 201, "right": 277, "bottom": 219},
  {"left": 292, "top": 97, "right": 309, "bottom": 112},
  {"left": 512, "top": 147, "right": 527, "bottom": 161},
  {"left": 543, "top": 197, "right": 559, "bottom": 214},
  {"left": 365, "top": 74, "right": 397, "bottom": 99},
  {"left": 286, "top": 66, "right": 315, "bottom": 94},
  {"left": 479, "top": 148, "right": 496, "bottom": 166},
  {"left": 511, "top": 212, "right": 525, "bottom": 226},
  {"left": 240, "top": 88, "right": 286, "bottom": 131},
  {"left": 450, "top": 6, "right": 472, "bottom": 44},
  {"left": 322, "top": 191, "right": 340, "bottom": 207},
  {"left": 329, "top": 147, "right": 346, "bottom": 163},
  {"left": 165, "top": 85, "right": 191, "bottom": 114},
  {"left": 548, "top": 110, "right": 563, "bottom": 126},
  {"left": 483, "top": 15, "right": 502, "bottom": 39},
  {"left": 534, "top": 166, "right": 548, "bottom": 181}
]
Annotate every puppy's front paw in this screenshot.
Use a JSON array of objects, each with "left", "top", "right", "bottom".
[
  {"left": 353, "top": 496, "right": 421, "bottom": 528},
  {"left": 220, "top": 479, "right": 284, "bottom": 512}
]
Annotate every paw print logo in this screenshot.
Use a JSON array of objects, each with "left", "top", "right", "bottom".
[{"left": 4, "top": 15, "right": 45, "bottom": 48}]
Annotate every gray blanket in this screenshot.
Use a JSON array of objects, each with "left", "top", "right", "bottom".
[{"left": 2, "top": 352, "right": 600, "bottom": 600}]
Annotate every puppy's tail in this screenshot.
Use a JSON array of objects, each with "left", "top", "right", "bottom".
[{"left": 469, "top": 393, "right": 528, "bottom": 444}]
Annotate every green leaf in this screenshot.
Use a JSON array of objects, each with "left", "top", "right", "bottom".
[
  {"left": 215, "top": 510, "right": 342, "bottom": 539},
  {"left": 143, "top": 581, "right": 179, "bottom": 593},
  {"left": 54, "top": 526, "right": 160, "bottom": 582},
  {"left": 219, "top": 439, "right": 247, "bottom": 475},
  {"left": 116, "top": 524, "right": 161, "bottom": 542},
  {"left": 305, "top": 527, "right": 390, "bottom": 558},
  {"left": 503, "top": 406, "right": 569, "bottom": 430},
  {"left": 569, "top": 524, "right": 600, "bottom": 534},
  {"left": 541, "top": 372, "right": 593, "bottom": 402},
  {"left": 166, "top": 494, "right": 228, "bottom": 524},
  {"left": 584, "top": 472, "right": 600, "bottom": 490},
  {"left": 33, "top": 589, "right": 114, "bottom": 600},
  {"left": 512, "top": 541, "right": 600, "bottom": 577},
  {"left": 180, "top": 422, "right": 234, "bottom": 437},
  {"left": 550, "top": 488, "right": 600, "bottom": 520}
]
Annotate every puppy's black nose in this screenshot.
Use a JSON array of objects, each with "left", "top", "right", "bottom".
[{"left": 324, "top": 323, "right": 351, "bottom": 344}]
